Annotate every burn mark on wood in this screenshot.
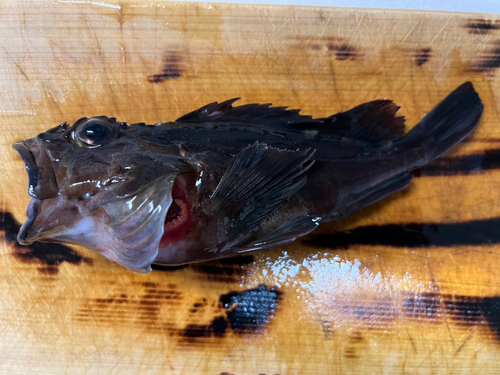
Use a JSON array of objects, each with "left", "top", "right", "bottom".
[
  {"left": 148, "top": 53, "right": 183, "bottom": 83},
  {"left": 328, "top": 43, "right": 358, "bottom": 61},
  {"left": 294, "top": 36, "right": 360, "bottom": 61},
  {"left": 326, "top": 293, "right": 500, "bottom": 341},
  {"left": 466, "top": 19, "right": 500, "bottom": 35},
  {"left": 304, "top": 217, "right": 500, "bottom": 249},
  {"left": 481, "top": 297, "right": 500, "bottom": 339},
  {"left": 414, "top": 148, "right": 500, "bottom": 176},
  {"left": 151, "top": 264, "right": 189, "bottom": 272},
  {"left": 414, "top": 48, "right": 432, "bottom": 66},
  {"left": 344, "top": 331, "right": 365, "bottom": 359},
  {"left": 76, "top": 283, "right": 183, "bottom": 327},
  {"left": 403, "top": 293, "right": 441, "bottom": 321},
  {"left": 151, "top": 255, "right": 253, "bottom": 282},
  {"left": 405, "top": 293, "right": 500, "bottom": 338},
  {"left": 0, "top": 211, "right": 93, "bottom": 274},
  {"left": 220, "top": 285, "right": 282, "bottom": 333},
  {"left": 182, "top": 316, "right": 228, "bottom": 340},
  {"left": 191, "top": 263, "right": 248, "bottom": 283},
  {"left": 218, "top": 255, "right": 254, "bottom": 265},
  {"left": 470, "top": 42, "right": 500, "bottom": 73},
  {"left": 171, "top": 285, "right": 283, "bottom": 342}
]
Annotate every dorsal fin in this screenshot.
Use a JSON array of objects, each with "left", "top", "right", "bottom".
[
  {"left": 313, "top": 100, "right": 406, "bottom": 142},
  {"left": 176, "top": 98, "right": 406, "bottom": 143},
  {"left": 175, "top": 98, "right": 323, "bottom": 128}
]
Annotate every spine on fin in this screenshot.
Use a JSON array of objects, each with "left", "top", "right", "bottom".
[{"left": 403, "top": 82, "right": 483, "bottom": 167}]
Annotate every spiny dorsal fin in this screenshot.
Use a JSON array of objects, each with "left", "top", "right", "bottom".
[
  {"left": 316, "top": 100, "right": 406, "bottom": 142},
  {"left": 176, "top": 98, "right": 322, "bottom": 128},
  {"left": 176, "top": 98, "right": 405, "bottom": 143}
]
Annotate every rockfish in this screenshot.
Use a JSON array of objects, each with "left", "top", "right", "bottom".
[{"left": 13, "top": 82, "right": 483, "bottom": 273}]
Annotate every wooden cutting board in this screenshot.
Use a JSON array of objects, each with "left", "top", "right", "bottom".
[{"left": 1, "top": 1, "right": 500, "bottom": 373}]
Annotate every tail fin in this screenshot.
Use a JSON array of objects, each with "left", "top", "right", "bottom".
[{"left": 404, "top": 82, "right": 483, "bottom": 167}]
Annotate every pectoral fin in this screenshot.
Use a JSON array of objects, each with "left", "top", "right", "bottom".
[
  {"left": 237, "top": 215, "right": 322, "bottom": 252},
  {"left": 210, "top": 143, "right": 315, "bottom": 242}
]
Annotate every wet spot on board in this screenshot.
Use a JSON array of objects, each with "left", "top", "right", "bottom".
[
  {"left": 414, "top": 48, "right": 432, "bottom": 66},
  {"left": 148, "top": 53, "right": 183, "bottom": 83},
  {"left": 220, "top": 285, "right": 282, "bottom": 333},
  {"left": 470, "top": 42, "right": 500, "bottom": 73},
  {"left": 466, "top": 19, "right": 500, "bottom": 35},
  {"left": 413, "top": 148, "right": 500, "bottom": 176},
  {"left": 0, "top": 211, "right": 93, "bottom": 274},
  {"left": 303, "top": 217, "right": 500, "bottom": 249}
]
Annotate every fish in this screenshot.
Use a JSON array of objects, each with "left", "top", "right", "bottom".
[{"left": 12, "top": 82, "right": 483, "bottom": 273}]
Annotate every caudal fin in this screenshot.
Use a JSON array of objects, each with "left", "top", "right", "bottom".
[{"left": 405, "top": 82, "right": 483, "bottom": 167}]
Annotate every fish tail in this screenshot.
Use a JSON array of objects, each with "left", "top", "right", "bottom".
[{"left": 403, "top": 82, "right": 483, "bottom": 167}]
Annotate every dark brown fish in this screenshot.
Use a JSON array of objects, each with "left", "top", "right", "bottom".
[{"left": 13, "top": 82, "right": 483, "bottom": 273}]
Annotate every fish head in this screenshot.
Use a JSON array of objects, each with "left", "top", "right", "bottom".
[{"left": 13, "top": 116, "right": 189, "bottom": 273}]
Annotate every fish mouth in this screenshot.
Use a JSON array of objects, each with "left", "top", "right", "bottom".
[
  {"left": 13, "top": 140, "right": 60, "bottom": 245},
  {"left": 13, "top": 141, "right": 43, "bottom": 245},
  {"left": 13, "top": 142, "right": 39, "bottom": 197}
]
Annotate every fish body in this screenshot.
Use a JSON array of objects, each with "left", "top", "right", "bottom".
[{"left": 13, "top": 82, "right": 483, "bottom": 273}]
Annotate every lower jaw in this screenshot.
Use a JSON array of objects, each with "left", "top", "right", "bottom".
[{"left": 17, "top": 198, "right": 42, "bottom": 245}]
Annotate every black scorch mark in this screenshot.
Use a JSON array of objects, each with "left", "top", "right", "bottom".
[
  {"left": 414, "top": 148, "right": 500, "bottom": 176},
  {"left": 298, "top": 36, "right": 360, "bottom": 61},
  {"left": 76, "top": 283, "right": 281, "bottom": 341},
  {"left": 470, "top": 42, "right": 500, "bottom": 73},
  {"left": 0, "top": 211, "right": 93, "bottom": 274},
  {"left": 148, "top": 54, "right": 183, "bottom": 83},
  {"left": 328, "top": 293, "right": 500, "bottom": 341},
  {"left": 414, "top": 48, "right": 432, "bottom": 66},
  {"left": 152, "top": 255, "right": 254, "bottom": 282},
  {"left": 303, "top": 217, "right": 500, "bottom": 249},
  {"left": 466, "top": 19, "right": 500, "bottom": 35},
  {"left": 182, "top": 317, "right": 228, "bottom": 340},
  {"left": 328, "top": 43, "right": 358, "bottom": 61},
  {"left": 151, "top": 264, "right": 189, "bottom": 272},
  {"left": 220, "top": 285, "right": 282, "bottom": 333},
  {"left": 179, "top": 284, "right": 281, "bottom": 340}
]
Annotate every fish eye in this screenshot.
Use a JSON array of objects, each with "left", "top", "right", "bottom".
[{"left": 75, "top": 119, "right": 113, "bottom": 147}]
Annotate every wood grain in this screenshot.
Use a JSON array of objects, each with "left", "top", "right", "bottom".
[{"left": 1, "top": 1, "right": 500, "bottom": 374}]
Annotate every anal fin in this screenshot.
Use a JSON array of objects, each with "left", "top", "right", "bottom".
[{"left": 331, "top": 172, "right": 413, "bottom": 220}]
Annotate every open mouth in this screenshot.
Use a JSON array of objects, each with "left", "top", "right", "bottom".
[
  {"left": 159, "top": 176, "right": 194, "bottom": 248},
  {"left": 13, "top": 142, "right": 39, "bottom": 197}
]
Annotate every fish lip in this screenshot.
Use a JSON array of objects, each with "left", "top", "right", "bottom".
[
  {"left": 13, "top": 142, "right": 39, "bottom": 197},
  {"left": 17, "top": 198, "right": 41, "bottom": 245}
]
